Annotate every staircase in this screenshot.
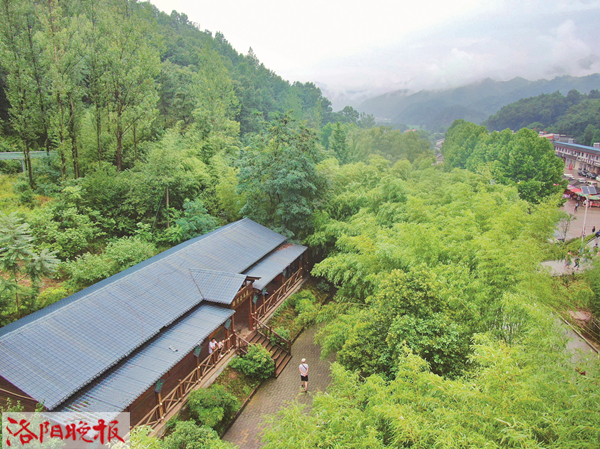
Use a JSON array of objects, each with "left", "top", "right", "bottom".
[{"left": 247, "top": 330, "right": 293, "bottom": 377}]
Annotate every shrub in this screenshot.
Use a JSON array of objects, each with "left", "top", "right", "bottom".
[
  {"left": 63, "top": 237, "right": 157, "bottom": 289},
  {"left": 162, "top": 421, "right": 233, "bottom": 449},
  {"left": 270, "top": 327, "right": 291, "bottom": 347},
  {"left": 316, "top": 280, "right": 331, "bottom": 293},
  {"left": 64, "top": 253, "right": 113, "bottom": 289},
  {"left": 36, "top": 286, "right": 71, "bottom": 308},
  {"left": 294, "top": 291, "right": 320, "bottom": 327},
  {"left": 104, "top": 236, "right": 157, "bottom": 272},
  {"left": 230, "top": 344, "right": 274, "bottom": 381},
  {"left": 187, "top": 385, "right": 239, "bottom": 433}
]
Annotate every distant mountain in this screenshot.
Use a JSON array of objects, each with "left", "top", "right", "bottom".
[{"left": 358, "top": 75, "right": 600, "bottom": 131}]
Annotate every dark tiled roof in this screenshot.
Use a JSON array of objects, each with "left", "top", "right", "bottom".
[
  {"left": 54, "top": 304, "right": 234, "bottom": 418},
  {"left": 190, "top": 270, "right": 247, "bottom": 304},
  {"left": 245, "top": 244, "right": 307, "bottom": 290},
  {"left": 0, "top": 219, "right": 285, "bottom": 409}
]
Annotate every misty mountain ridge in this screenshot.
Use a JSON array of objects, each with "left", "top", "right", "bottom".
[{"left": 358, "top": 74, "right": 600, "bottom": 131}]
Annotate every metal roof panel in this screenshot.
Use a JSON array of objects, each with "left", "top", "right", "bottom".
[
  {"left": 56, "top": 304, "right": 234, "bottom": 413},
  {"left": 0, "top": 219, "right": 284, "bottom": 408},
  {"left": 245, "top": 244, "right": 307, "bottom": 290}
]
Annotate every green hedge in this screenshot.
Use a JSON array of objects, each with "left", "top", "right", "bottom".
[
  {"left": 187, "top": 385, "right": 239, "bottom": 434},
  {"left": 230, "top": 344, "right": 274, "bottom": 381}
]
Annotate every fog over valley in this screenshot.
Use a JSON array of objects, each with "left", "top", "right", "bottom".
[{"left": 149, "top": 0, "right": 600, "bottom": 110}]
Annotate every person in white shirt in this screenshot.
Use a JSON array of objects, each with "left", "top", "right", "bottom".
[
  {"left": 209, "top": 338, "right": 218, "bottom": 362},
  {"left": 299, "top": 358, "right": 309, "bottom": 393}
]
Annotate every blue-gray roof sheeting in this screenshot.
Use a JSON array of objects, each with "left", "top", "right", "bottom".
[
  {"left": 56, "top": 304, "right": 233, "bottom": 414},
  {"left": 190, "top": 270, "right": 247, "bottom": 304},
  {"left": 0, "top": 218, "right": 285, "bottom": 409},
  {"left": 245, "top": 244, "right": 307, "bottom": 290}
]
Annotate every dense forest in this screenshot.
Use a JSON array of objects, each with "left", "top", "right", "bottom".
[
  {"left": 485, "top": 89, "right": 600, "bottom": 144},
  {"left": 261, "top": 159, "right": 600, "bottom": 448},
  {"left": 1, "top": 1, "right": 600, "bottom": 448},
  {"left": 0, "top": 0, "right": 432, "bottom": 325}
]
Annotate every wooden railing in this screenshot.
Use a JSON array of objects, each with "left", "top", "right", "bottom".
[
  {"left": 254, "top": 316, "right": 291, "bottom": 354},
  {"left": 135, "top": 333, "right": 236, "bottom": 431},
  {"left": 254, "top": 267, "right": 304, "bottom": 322},
  {"left": 236, "top": 333, "right": 251, "bottom": 356},
  {"left": 135, "top": 266, "right": 307, "bottom": 433}
]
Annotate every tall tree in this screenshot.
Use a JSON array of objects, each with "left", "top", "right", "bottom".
[
  {"left": 237, "top": 114, "right": 326, "bottom": 238},
  {"left": 0, "top": 0, "right": 50, "bottom": 187},
  {"left": 38, "top": 0, "right": 87, "bottom": 178},
  {"left": 101, "top": 0, "right": 160, "bottom": 171}
]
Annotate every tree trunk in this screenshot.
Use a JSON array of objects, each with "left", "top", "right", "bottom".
[
  {"left": 166, "top": 185, "right": 170, "bottom": 228},
  {"left": 116, "top": 122, "right": 123, "bottom": 173},
  {"left": 133, "top": 124, "right": 138, "bottom": 163},
  {"left": 69, "top": 97, "right": 80, "bottom": 178},
  {"left": 24, "top": 144, "right": 34, "bottom": 189},
  {"left": 25, "top": 13, "right": 50, "bottom": 154},
  {"left": 96, "top": 107, "right": 102, "bottom": 162}
]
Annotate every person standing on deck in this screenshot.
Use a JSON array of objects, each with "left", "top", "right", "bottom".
[{"left": 299, "top": 358, "right": 309, "bottom": 393}]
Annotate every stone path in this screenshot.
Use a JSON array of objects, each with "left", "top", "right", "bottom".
[{"left": 223, "top": 326, "right": 334, "bottom": 449}]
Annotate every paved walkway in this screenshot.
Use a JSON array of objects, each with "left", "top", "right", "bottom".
[
  {"left": 223, "top": 326, "right": 334, "bottom": 449},
  {"left": 560, "top": 195, "right": 600, "bottom": 242}
]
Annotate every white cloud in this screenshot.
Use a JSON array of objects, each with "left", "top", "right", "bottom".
[{"left": 149, "top": 0, "right": 600, "bottom": 109}]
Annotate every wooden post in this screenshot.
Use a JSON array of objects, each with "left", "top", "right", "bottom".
[
  {"left": 249, "top": 296, "right": 254, "bottom": 331},
  {"left": 157, "top": 392, "right": 164, "bottom": 420},
  {"left": 166, "top": 186, "right": 170, "bottom": 228}
]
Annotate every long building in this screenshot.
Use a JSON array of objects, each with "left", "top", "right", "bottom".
[
  {"left": 552, "top": 139, "right": 600, "bottom": 174},
  {"left": 0, "top": 218, "right": 307, "bottom": 431}
]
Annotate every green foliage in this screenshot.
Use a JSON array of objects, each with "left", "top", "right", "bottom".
[
  {"left": 64, "top": 237, "right": 156, "bottom": 289},
  {"left": 164, "top": 199, "right": 220, "bottom": 245},
  {"left": 230, "top": 344, "right": 274, "bottom": 381},
  {"left": 36, "top": 286, "right": 71, "bottom": 309},
  {"left": 350, "top": 126, "right": 433, "bottom": 164},
  {"left": 443, "top": 121, "right": 565, "bottom": 203},
  {"left": 584, "top": 258, "right": 600, "bottom": 314},
  {"left": 485, "top": 91, "right": 572, "bottom": 131},
  {"left": 293, "top": 291, "right": 321, "bottom": 328},
  {"left": 237, "top": 114, "right": 326, "bottom": 238},
  {"left": 441, "top": 119, "right": 488, "bottom": 169},
  {"left": 128, "top": 426, "right": 164, "bottom": 449},
  {"left": 162, "top": 421, "right": 233, "bottom": 449},
  {"left": 187, "top": 385, "right": 239, "bottom": 433},
  {"left": 484, "top": 89, "right": 600, "bottom": 143},
  {"left": 270, "top": 327, "right": 291, "bottom": 347},
  {"left": 0, "top": 212, "right": 59, "bottom": 322}
]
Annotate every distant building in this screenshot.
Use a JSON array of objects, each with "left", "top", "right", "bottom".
[
  {"left": 539, "top": 133, "right": 573, "bottom": 143},
  {"left": 553, "top": 140, "right": 600, "bottom": 173}
]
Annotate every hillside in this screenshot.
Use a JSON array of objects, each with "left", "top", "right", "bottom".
[
  {"left": 484, "top": 90, "right": 600, "bottom": 144},
  {"left": 358, "top": 74, "right": 600, "bottom": 131}
]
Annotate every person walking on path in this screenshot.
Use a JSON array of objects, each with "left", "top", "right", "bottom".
[
  {"left": 299, "top": 358, "right": 309, "bottom": 393},
  {"left": 564, "top": 251, "right": 572, "bottom": 270},
  {"left": 593, "top": 226, "right": 596, "bottom": 235},
  {"left": 575, "top": 202, "right": 579, "bottom": 213}
]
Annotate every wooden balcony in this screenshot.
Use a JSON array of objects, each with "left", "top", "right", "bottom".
[{"left": 133, "top": 266, "right": 308, "bottom": 436}]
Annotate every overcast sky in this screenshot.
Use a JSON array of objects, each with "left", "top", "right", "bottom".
[{"left": 148, "top": 0, "right": 600, "bottom": 109}]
